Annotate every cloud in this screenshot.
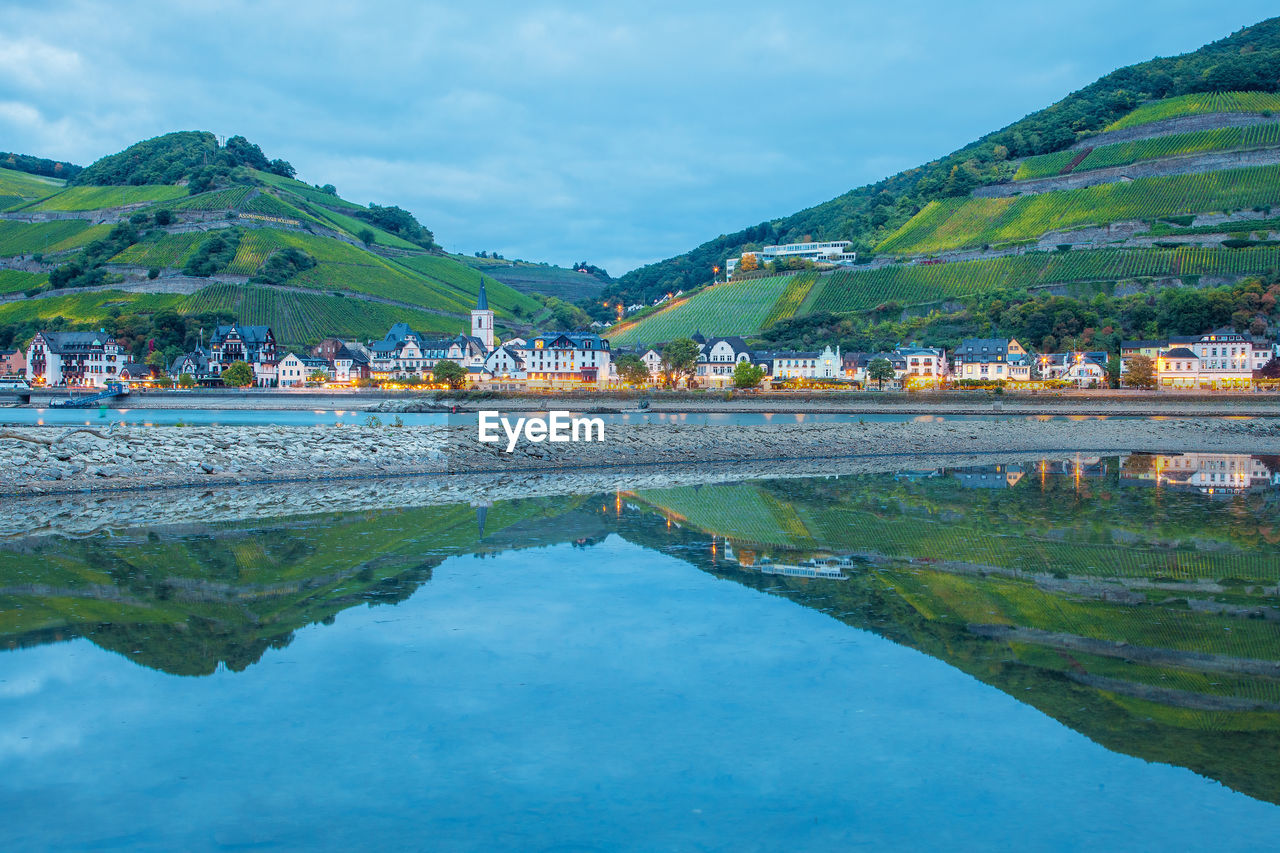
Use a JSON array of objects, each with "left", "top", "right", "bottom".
[{"left": 0, "top": 1, "right": 1276, "bottom": 272}]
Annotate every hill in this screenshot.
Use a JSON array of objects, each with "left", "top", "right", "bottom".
[
  {"left": 454, "top": 254, "right": 609, "bottom": 302},
  {"left": 606, "top": 17, "right": 1280, "bottom": 349},
  {"left": 0, "top": 132, "right": 546, "bottom": 359}
]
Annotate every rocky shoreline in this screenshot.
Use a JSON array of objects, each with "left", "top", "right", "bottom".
[{"left": 2, "top": 417, "right": 1279, "bottom": 497}]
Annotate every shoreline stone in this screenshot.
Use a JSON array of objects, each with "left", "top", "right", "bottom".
[{"left": 0, "top": 418, "right": 1278, "bottom": 499}]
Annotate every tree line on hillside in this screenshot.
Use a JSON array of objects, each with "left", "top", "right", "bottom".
[
  {"left": 0, "top": 308, "right": 234, "bottom": 367},
  {"left": 759, "top": 273, "right": 1280, "bottom": 356},
  {"left": 73, "top": 131, "right": 295, "bottom": 190},
  {"left": 1, "top": 151, "right": 82, "bottom": 180},
  {"left": 606, "top": 17, "right": 1280, "bottom": 308}
]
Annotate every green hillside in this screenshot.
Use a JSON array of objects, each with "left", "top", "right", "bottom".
[
  {"left": 877, "top": 163, "right": 1280, "bottom": 255},
  {"left": 605, "top": 17, "right": 1280, "bottom": 345},
  {"left": 1106, "top": 91, "right": 1280, "bottom": 131},
  {"left": 607, "top": 273, "right": 809, "bottom": 345},
  {"left": 0, "top": 132, "right": 546, "bottom": 354}
]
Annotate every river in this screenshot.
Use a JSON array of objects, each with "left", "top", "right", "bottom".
[{"left": 2, "top": 455, "right": 1279, "bottom": 849}]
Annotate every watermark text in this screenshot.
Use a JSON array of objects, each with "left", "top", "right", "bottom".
[{"left": 478, "top": 410, "right": 605, "bottom": 452}]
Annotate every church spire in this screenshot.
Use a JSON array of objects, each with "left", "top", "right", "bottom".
[{"left": 476, "top": 274, "right": 488, "bottom": 311}]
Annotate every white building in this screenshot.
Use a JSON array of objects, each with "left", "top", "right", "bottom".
[
  {"left": 727, "top": 241, "right": 857, "bottom": 278},
  {"left": 25, "top": 330, "right": 125, "bottom": 387},
  {"left": 278, "top": 353, "right": 332, "bottom": 387},
  {"left": 693, "top": 335, "right": 754, "bottom": 387},
  {"left": 521, "top": 333, "right": 612, "bottom": 387},
  {"left": 769, "top": 345, "right": 842, "bottom": 381},
  {"left": 952, "top": 338, "right": 1030, "bottom": 382}
]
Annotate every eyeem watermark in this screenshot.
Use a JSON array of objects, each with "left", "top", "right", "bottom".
[{"left": 478, "top": 410, "right": 605, "bottom": 453}]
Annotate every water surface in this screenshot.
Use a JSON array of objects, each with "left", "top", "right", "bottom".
[{"left": 3, "top": 454, "right": 1279, "bottom": 849}]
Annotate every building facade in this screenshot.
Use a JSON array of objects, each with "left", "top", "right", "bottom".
[
  {"left": 209, "top": 324, "right": 278, "bottom": 387},
  {"left": 25, "top": 330, "right": 124, "bottom": 387}
]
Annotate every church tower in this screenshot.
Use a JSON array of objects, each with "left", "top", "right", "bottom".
[{"left": 471, "top": 275, "right": 495, "bottom": 351}]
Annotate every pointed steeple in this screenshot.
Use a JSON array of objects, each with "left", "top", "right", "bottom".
[{"left": 476, "top": 274, "right": 488, "bottom": 311}]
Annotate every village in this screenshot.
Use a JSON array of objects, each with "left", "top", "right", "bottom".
[{"left": 7, "top": 281, "right": 1280, "bottom": 394}]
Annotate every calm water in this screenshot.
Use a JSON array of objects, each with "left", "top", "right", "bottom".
[
  {"left": 2, "top": 405, "right": 1175, "bottom": 427},
  {"left": 3, "top": 455, "right": 1280, "bottom": 850}
]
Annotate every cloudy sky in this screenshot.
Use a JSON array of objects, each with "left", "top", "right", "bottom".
[{"left": 1, "top": 2, "right": 1275, "bottom": 274}]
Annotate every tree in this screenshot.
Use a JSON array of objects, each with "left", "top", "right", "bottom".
[
  {"left": 221, "top": 360, "right": 256, "bottom": 388},
  {"left": 737, "top": 253, "right": 759, "bottom": 273},
  {"left": 732, "top": 360, "right": 765, "bottom": 389},
  {"left": 358, "top": 228, "right": 376, "bottom": 247},
  {"left": 144, "top": 350, "right": 166, "bottom": 375},
  {"left": 1125, "top": 354, "right": 1156, "bottom": 389},
  {"left": 1257, "top": 357, "right": 1280, "bottom": 379},
  {"left": 867, "top": 357, "right": 896, "bottom": 390},
  {"left": 660, "top": 338, "right": 700, "bottom": 388},
  {"left": 433, "top": 359, "right": 468, "bottom": 389},
  {"left": 1107, "top": 353, "right": 1122, "bottom": 389},
  {"left": 615, "top": 353, "right": 651, "bottom": 386},
  {"left": 320, "top": 184, "right": 337, "bottom": 195},
  {"left": 178, "top": 373, "right": 196, "bottom": 389},
  {"left": 307, "top": 369, "right": 330, "bottom": 386}
]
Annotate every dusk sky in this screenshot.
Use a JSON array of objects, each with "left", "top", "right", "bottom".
[{"left": 1, "top": 2, "right": 1276, "bottom": 274}]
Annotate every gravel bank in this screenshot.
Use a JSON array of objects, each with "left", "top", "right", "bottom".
[{"left": 1, "top": 418, "right": 1278, "bottom": 497}]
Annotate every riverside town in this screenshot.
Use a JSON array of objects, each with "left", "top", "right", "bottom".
[
  {"left": 8, "top": 7, "right": 1280, "bottom": 852},
  {"left": 12, "top": 279, "right": 1280, "bottom": 393}
]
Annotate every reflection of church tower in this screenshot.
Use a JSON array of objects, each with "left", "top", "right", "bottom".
[
  {"left": 473, "top": 500, "right": 491, "bottom": 536},
  {"left": 471, "top": 276, "right": 494, "bottom": 351}
]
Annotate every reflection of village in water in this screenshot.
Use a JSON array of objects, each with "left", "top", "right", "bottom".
[
  {"left": 680, "top": 453, "right": 1280, "bottom": 583},
  {"left": 5, "top": 454, "right": 1280, "bottom": 807}
]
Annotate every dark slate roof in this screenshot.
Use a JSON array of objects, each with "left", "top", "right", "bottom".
[
  {"left": 212, "top": 324, "right": 272, "bottom": 344},
  {"left": 38, "top": 331, "right": 117, "bottom": 352},
  {"left": 1161, "top": 347, "right": 1198, "bottom": 358},
  {"left": 1121, "top": 340, "right": 1165, "bottom": 349},
  {"left": 475, "top": 279, "right": 489, "bottom": 311},
  {"left": 334, "top": 345, "right": 369, "bottom": 364}
]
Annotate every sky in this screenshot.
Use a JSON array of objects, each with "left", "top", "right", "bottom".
[{"left": 0, "top": 2, "right": 1276, "bottom": 275}]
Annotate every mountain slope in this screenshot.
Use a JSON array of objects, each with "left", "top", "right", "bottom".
[
  {"left": 0, "top": 132, "right": 545, "bottom": 356},
  {"left": 607, "top": 17, "right": 1280, "bottom": 347},
  {"left": 610, "top": 18, "right": 1280, "bottom": 298}
]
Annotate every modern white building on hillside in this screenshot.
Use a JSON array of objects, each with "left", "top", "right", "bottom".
[{"left": 726, "top": 241, "right": 857, "bottom": 278}]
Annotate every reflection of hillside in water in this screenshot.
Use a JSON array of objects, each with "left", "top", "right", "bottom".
[
  {"left": 3, "top": 453, "right": 1280, "bottom": 802},
  {"left": 623, "top": 453, "right": 1280, "bottom": 806}
]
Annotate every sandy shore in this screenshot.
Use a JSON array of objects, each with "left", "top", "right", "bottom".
[{"left": 1, "top": 417, "right": 1278, "bottom": 497}]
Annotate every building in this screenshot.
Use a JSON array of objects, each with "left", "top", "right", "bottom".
[
  {"left": 694, "top": 335, "right": 754, "bottom": 387},
  {"left": 25, "top": 330, "right": 124, "bottom": 387},
  {"left": 1122, "top": 453, "right": 1280, "bottom": 494},
  {"left": 482, "top": 344, "right": 527, "bottom": 384},
  {"left": 0, "top": 348, "right": 25, "bottom": 376},
  {"left": 952, "top": 338, "right": 1029, "bottom": 382},
  {"left": 521, "top": 332, "right": 612, "bottom": 387},
  {"left": 895, "top": 345, "right": 947, "bottom": 385},
  {"left": 726, "top": 241, "right": 858, "bottom": 278},
  {"left": 209, "top": 324, "right": 278, "bottom": 387},
  {"left": 1123, "top": 329, "right": 1277, "bottom": 388},
  {"left": 278, "top": 352, "right": 332, "bottom": 387},
  {"left": 169, "top": 347, "right": 220, "bottom": 385},
  {"left": 330, "top": 344, "right": 371, "bottom": 384},
  {"left": 369, "top": 286, "right": 494, "bottom": 380},
  {"left": 766, "top": 345, "right": 842, "bottom": 382}
]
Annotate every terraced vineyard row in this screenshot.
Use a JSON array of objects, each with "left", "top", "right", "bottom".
[
  {"left": 635, "top": 484, "right": 814, "bottom": 549},
  {"left": 169, "top": 186, "right": 253, "bottom": 211},
  {"left": 392, "top": 254, "right": 542, "bottom": 315},
  {"left": 608, "top": 274, "right": 797, "bottom": 345},
  {"left": 0, "top": 270, "right": 47, "bottom": 295},
  {"left": 249, "top": 170, "right": 366, "bottom": 211},
  {"left": 0, "top": 220, "right": 111, "bottom": 257},
  {"left": 109, "top": 232, "right": 206, "bottom": 268},
  {"left": 1108, "top": 91, "right": 1280, "bottom": 131},
  {"left": 312, "top": 206, "right": 421, "bottom": 250},
  {"left": 0, "top": 167, "right": 63, "bottom": 202},
  {"left": 178, "top": 284, "right": 458, "bottom": 345},
  {"left": 761, "top": 272, "right": 819, "bottom": 328},
  {"left": 878, "top": 163, "right": 1280, "bottom": 255},
  {"left": 0, "top": 290, "right": 183, "bottom": 326},
  {"left": 807, "top": 247, "right": 1280, "bottom": 313},
  {"left": 26, "top": 184, "right": 187, "bottom": 212},
  {"left": 227, "top": 228, "right": 473, "bottom": 312},
  {"left": 1016, "top": 123, "right": 1280, "bottom": 180}
]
